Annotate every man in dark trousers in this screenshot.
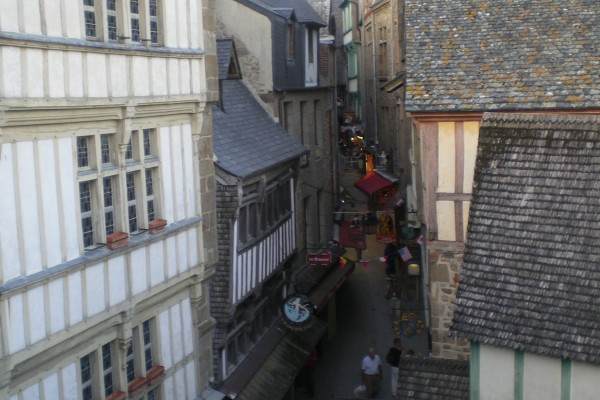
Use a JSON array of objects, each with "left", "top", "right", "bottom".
[{"left": 386, "top": 338, "right": 403, "bottom": 397}]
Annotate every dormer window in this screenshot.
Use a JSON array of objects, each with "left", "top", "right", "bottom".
[{"left": 287, "top": 23, "right": 294, "bottom": 61}]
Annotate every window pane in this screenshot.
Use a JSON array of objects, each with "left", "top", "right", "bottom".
[
  {"left": 102, "top": 343, "right": 113, "bottom": 396},
  {"left": 125, "top": 139, "right": 133, "bottom": 160},
  {"left": 107, "top": 15, "right": 117, "bottom": 40},
  {"left": 127, "top": 174, "right": 136, "bottom": 201},
  {"left": 126, "top": 343, "right": 135, "bottom": 382},
  {"left": 128, "top": 205, "right": 138, "bottom": 232},
  {"left": 143, "top": 129, "right": 152, "bottom": 157},
  {"left": 130, "top": 0, "right": 139, "bottom": 13},
  {"left": 80, "top": 354, "right": 93, "bottom": 400},
  {"left": 149, "top": 0, "right": 157, "bottom": 16},
  {"left": 77, "top": 137, "right": 89, "bottom": 168},
  {"left": 145, "top": 169, "right": 153, "bottom": 196},
  {"left": 131, "top": 18, "right": 140, "bottom": 42},
  {"left": 80, "top": 182, "right": 92, "bottom": 213},
  {"left": 106, "top": 0, "right": 115, "bottom": 10},
  {"left": 147, "top": 200, "right": 155, "bottom": 222},
  {"left": 84, "top": 11, "right": 96, "bottom": 37},
  {"left": 101, "top": 135, "right": 111, "bottom": 164},
  {"left": 150, "top": 21, "right": 158, "bottom": 44},
  {"left": 103, "top": 178, "right": 113, "bottom": 207}
]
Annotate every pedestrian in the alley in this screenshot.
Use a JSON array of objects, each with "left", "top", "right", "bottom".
[
  {"left": 361, "top": 347, "right": 382, "bottom": 398},
  {"left": 385, "top": 338, "right": 403, "bottom": 397}
]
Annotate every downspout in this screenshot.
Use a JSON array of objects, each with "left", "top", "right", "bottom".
[{"left": 371, "top": 12, "right": 378, "bottom": 149}]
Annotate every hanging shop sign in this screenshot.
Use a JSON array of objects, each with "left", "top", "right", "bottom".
[
  {"left": 281, "top": 293, "right": 315, "bottom": 331},
  {"left": 376, "top": 211, "right": 397, "bottom": 244},
  {"left": 306, "top": 250, "right": 332, "bottom": 265}
]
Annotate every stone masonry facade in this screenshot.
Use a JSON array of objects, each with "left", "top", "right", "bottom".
[{"left": 428, "top": 245, "right": 470, "bottom": 360}]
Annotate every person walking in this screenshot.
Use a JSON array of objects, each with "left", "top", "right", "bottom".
[
  {"left": 361, "top": 347, "right": 382, "bottom": 398},
  {"left": 385, "top": 338, "right": 403, "bottom": 397}
]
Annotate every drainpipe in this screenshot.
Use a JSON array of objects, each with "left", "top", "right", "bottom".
[{"left": 371, "top": 13, "right": 378, "bottom": 152}]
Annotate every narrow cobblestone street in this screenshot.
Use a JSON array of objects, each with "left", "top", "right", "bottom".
[{"left": 296, "top": 162, "right": 430, "bottom": 400}]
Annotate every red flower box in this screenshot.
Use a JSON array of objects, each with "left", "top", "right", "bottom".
[
  {"left": 106, "top": 231, "right": 128, "bottom": 250},
  {"left": 148, "top": 219, "right": 167, "bottom": 234},
  {"left": 128, "top": 376, "right": 147, "bottom": 395},
  {"left": 105, "top": 391, "right": 127, "bottom": 400},
  {"left": 146, "top": 365, "right": 165, "bottom": 386}
]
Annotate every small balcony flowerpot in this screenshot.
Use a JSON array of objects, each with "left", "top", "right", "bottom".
[
  {"left": 146, "top": 365, "right": 165, "bottom": 386},
  {"left": 105, "top": 391, "right": 127, "bottom": 400},
  {"left": 128, "top": 376, "right": 147, "bottom": 396},
  {"left": 148, "top": 219, "right": 167, "bottom": 234},
  {"left": 106, "top": 231, "right": 128, "bottom": 250}
]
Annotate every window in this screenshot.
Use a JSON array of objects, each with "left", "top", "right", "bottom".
[
  {"left": 127, "top": 319, "right": 157, "bottom": 382},
  {"left": 82, "top": 0, "right": 161, "bottom": 45},
  {"left": 76, "top": 129, "right": 160, "bottom": 249},
  {"left": 313, "top": 100, "right": 320, "bottom": 146},
  {"left": 80, "top": 342, "right": 116, "bottom": 399},
  {"left": 238, "top": 182, "right": 292, "bottom": 247},
  {"left": 78, "top": 323, "right": 159, "bottom": 399}
]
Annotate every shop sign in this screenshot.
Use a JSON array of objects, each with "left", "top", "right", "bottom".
[
  {"left": 281, "top": 293, "right": 315, "bottom": 331},
  {"left": 306, "top": 250, "right": 332, "bottom": 265}
]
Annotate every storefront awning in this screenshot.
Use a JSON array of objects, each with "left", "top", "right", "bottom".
[
  {"left": 354, "top": 170, "right": 398, "bottom": 195},
  {"left": 220, "top": 319, "right": 326, "bottom": 400}
]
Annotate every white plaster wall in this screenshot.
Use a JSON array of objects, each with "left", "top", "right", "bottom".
[
  {"left": 436, "top": 200, "right": 456, "bottom": 241},
  {"left": 109, "top": 55, "right": 129, "bottom": 98},
  {"left": 1, "top": 46, "right": 22, "bottom": 97},
  {"left": 108, "top": 256, "right": 127, "bottom": 307},
  {"left": 462, "top": 121, "right": 479, "bottom": 193},
  {"left": 215, "top": 0, "right": 273, "bottom": 90},
  {"left": 570, "top": 361, "right": 600, "bottom": 400},
  {"left": 85, "top": 262, "right": 106, "bottom": 317},
  {"left": 22, "top": 0, "right": 42, "bottom": 35},
  {"left": 17, "top": 141, "right": 43, "bottom": 275},
  {"left": 43, "top": 0, "right": 63, "bottom": 37},
  {"left": 133, "top": 56, "right": 151, "bottom": 97},
  {"left": 1, "top": 46, "right": 204, "bottom": 99},
  {"left": 7, "top": 293, "right": 26, "bottom": 353},
  {"left": 86, "top": 52, "right": 109, "bottom": 98},
  {"left": 159, "top": 124, "right": 196, "bottom": 224},
  {"left": 437, "top": 122, "right": 456, "bottom": 193},
  {"left": 28, "top": 285, "right": 46, "bottom": 344},
  {"left": 0, "top": 138, "right": 78, "bottom": 284},
  {"left": 2, "top": 227, "right": 199, "bottom": 355},
  {"left": 48, "top": 278, "right": 65, "bottom": 335},
  {"left": 0, "top": 0, "right": 19, "bottom": 33},
  {"left": 480, "top": 344, "right": 515, "bottom": 400},
  {"left": 523, "top": 353, "right": 561, "bottom": 400},
  {"left": 10, "top": 362, "right": 79, "bottom": 400},
  {"left": 0, "top": 144, "right": 20, "bottom": 282},
  {"left": 158, "top": 298, "right": 196, "bottom": 399}
]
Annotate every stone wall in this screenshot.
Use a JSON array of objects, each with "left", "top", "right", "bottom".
[{"left": 428, "top": 243, "right": 470, "bottom": 360}]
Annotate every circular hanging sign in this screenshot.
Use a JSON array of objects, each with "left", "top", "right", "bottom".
[{"left": 281, "top": 293, "right": 315, "bottom": 330}]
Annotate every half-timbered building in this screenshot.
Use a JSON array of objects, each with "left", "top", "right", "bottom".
[
  {"left": 0, "top": 1, "right": 218, "bottom": 399},
  {"left": 403, "top": 0, "right": 600, "bottom": 359},
  {"left": 210, "top": 38, "right": 325, "bottom": 400}
]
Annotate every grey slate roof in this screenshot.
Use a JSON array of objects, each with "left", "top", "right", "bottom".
[
  {"left": 248, "top": 0, "right": 327, "bottom": 26},
  {"left": 452, "top": 113, "right": 600, "bottom": 364},
  {"left": 398, "top": 356, "right": 469, "bottom": 400},
  {"left": 213, "top": 40, "right": 307, "bottom": 178},
  {"left": 404, "top": 0, "right": 600, "bottom": 112}
]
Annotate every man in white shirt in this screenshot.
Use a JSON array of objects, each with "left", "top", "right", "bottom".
[{"left": 361, "top": 347, "right": 382, "bottom": 398}]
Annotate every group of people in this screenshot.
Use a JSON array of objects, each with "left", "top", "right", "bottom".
[{"left": 359, "top": 338, "right": 403, "bottom": 398}]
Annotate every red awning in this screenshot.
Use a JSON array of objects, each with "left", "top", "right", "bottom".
[{"left": 354, "top": 171, "right": 396, "bottom": 195}]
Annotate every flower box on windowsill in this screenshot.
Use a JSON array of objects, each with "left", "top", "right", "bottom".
[
  {"left": 148, "top": 219, "right": 167, "bottom": 234},
  {"left": 106, "top": 231, "right": 129, "bottom": 250},
  {"left": 105, "top": 391, "right": 127, "bottom": 400},
  {"left": 146, "top": 365, "right": 165, "bottom": 386},
  {"left": 128, "top": 376, "right": 147, "bottom": 396}
]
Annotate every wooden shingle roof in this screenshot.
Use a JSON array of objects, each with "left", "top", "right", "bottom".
[
  {"left": 404, "top": 1, "right": 600, "bottom": 112},
  {"left": 398, "top": 356, "right": 469, "bottom": 399},
  {"left": 452, "top": 113, "right": 600, "bottom": 364}
]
